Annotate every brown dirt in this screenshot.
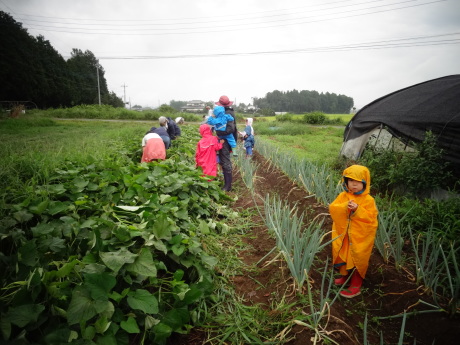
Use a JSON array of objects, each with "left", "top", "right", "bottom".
[{"left": 172, "top": 151, "right": 460, "bottom": 345}]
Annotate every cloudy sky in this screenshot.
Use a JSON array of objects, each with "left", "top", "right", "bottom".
[{"left": 1, "top": 0, "right": 459, "bottom": 109}]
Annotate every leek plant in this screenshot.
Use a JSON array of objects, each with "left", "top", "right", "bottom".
[
  {"left": 256, "top": 138, "right": 341, "bottom": 206},
  {"left": 293, "top": 262, "right": 350, "bottom": 345},
  {"left": 410, "top": 225, "right": 460, "bottom": 316},
  {"left": 364, "top": 311, "right": 415, "bottom": 345},
  {"left": 233, "top": 149, "right": 259, "bottom": 191},
  {"left": 263, "top": 195, "right": 333, "bottom": 292},
  {"left": 297, "top": 161, "right": 342, "bottom": 205},
  {"left": 375, "top": 210, "right": 408, "bottom": 270}
]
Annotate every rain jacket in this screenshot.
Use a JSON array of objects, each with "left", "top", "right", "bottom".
[
  {"left": 243, "top": 118, "right": 255, "bottom": 148},
  {"left": 195, "top": 124, "right": 223, "bottom": 177},
  {"left": 329, "top": 165, "right": 378, "bottom": 278},
  {"left": 206, "top": 106, "right": 237, "bottom": 148},
  {"left": 141, "top": 133, "right": 166, "bottom": 162}
]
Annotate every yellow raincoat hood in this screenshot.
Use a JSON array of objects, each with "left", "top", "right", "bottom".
[{"left": 341, "top": 165, "right": 371, "bottom": 195}]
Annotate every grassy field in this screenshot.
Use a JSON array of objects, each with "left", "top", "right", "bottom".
[
  {"left": 252, "top": 121, "right": 346, "bottom": 166},
  {"left": 0, "top": 117, "right": 346, "bottom": 193},
  {"left": 255, "top": 113, "right": 353, "bottom": 123},
  {"left": 0, "top": 117, "right": 149, "bottom": 193}
]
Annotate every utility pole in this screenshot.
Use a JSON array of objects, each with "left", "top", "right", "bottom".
[
  {"left": 96, "top": 66, "right": 101, "bottom": 105},
  {"left": 121, "top": 83, "right": 128, "bottom": 105}
]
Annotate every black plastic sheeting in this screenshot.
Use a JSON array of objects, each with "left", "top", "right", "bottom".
[{"left": 344, "top": 75, "right": 460, "bottom": 167}]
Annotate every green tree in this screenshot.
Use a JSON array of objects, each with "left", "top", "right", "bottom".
[
  {"left": 169, "top": 100, "right": 187, "bottom": 111},
  {"left": 67, "top": 49, "right": 109, "bottom": 105}
]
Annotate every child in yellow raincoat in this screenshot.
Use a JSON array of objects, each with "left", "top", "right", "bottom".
[{"left": 329, "top": 165, "right": 378, "bottom": 298}]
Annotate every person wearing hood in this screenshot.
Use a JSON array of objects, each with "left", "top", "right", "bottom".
[
  {"left": 174, "top": 117, "right": 184, "bottom": 136},
  {"left": 160, "top": 116, "right": 180, "bottom": 140},
  {"left": 195, "top": 124, "right": 224, "bottom": 177},
  {"left": 329, "top": 165, "right": 379, "bottom": 298},
  {"left": 206, "top": 95, "right": 236, "bottom": 191},
  {"left": 207, "top": 106, "right": 237, "bottom": 149},
  {"left": 241, "top": 117, "right": 255, "bottom": 158}
]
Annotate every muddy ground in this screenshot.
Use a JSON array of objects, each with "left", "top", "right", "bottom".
[{"left": 172, "top": 151, "right": 459, "bottom": 344}]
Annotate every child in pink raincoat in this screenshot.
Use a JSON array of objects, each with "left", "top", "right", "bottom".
[{"left": 195, "top": 124, "right": 224, "bottom": 177}]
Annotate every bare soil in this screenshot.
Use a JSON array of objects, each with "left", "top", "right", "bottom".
[{"left": 172, "top": 151, "right": 460, "bottom": 344}]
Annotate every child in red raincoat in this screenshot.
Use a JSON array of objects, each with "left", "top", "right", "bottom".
[
  {"left": 329, "top": 165, "right": 378, "bottom": 298},
  {"left": 195, "top": 124, "right": 223, "bottom": 177}
]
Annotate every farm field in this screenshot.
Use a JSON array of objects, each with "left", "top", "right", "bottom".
[
  {"left": 0, "top": 117, "right": 458, "bottom": 345},
  {"left": 257, "top": 113, "right": 353, "bottom": 123}
]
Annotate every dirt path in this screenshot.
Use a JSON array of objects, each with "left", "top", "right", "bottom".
[{"left": 173, "top": 151, "right": 460, "bottom": 344}]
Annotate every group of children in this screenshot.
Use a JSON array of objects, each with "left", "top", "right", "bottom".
[
  {"left": 196, "top": 106, "right": 255, "bottom": 178},
  {"left": 143, "top": 110, "right": 379, "bottom": 299}
]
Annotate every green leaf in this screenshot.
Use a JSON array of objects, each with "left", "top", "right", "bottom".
[
  {"left": 151, "top": 214, "right": 173, "bottom": 240},
  {"left": 13, "top": 209, "right": 33, "bottom": 223},
  {"left": 120, "top": 317, "right": 140, "bottom": 334},
  {"left": 0, "top": 317, "right": 11, "bottom": 340},
  {"left": 84, "top": 273, "right": 116, "bottom": 301},
  {"left": 127, "top": 289, "right": 158, "bottom": 314},
  {"left": 31, "top": 222, "right": 55, "bottom": 237},
  {"left": 42, "top": 326, "right": 71, "bottom": 344},
  {"left": 159, "top": 194, "right": 173, "bottom": 203},
  {"left": 47, "top": 184, "right": 66, "bottom": 194},
  {"left": 38, "top": 237, "right": 66, "bottom": 252},
  {"left": 144, "top": 315, "right": 160, "bottom": 330},
  {"left": 171, "top": 244, "right": 185, "bottom": 256},
  {"left": 83, "top": 325, "right": 96, "bottom": 340},
  {"left": 175, "top": 208, "right": 189, "bottom": 220},
  {"left": 6, "top": 304, "right": 45, "bottom": 327},
  {"left": 126, "top": 248, "right": 157, "bottom": 277},
  {"left": 152, "top": 323, "right": 172, "bottom": 342},
  {"left": 182, "top": 285, "right": 203, "bottom": 305},
  {"left": 113, "top": 226, "right": 131, "bottom": 242},
  {"left": 29, "top": 200, "right": 49, "bottom": 215},
  {"left": 200, "top": 253, "right": 218, "bottom": 268},
  {"left": 18, "top": 240, "right": 38, "bottom": 266},
  {"left": 67, "top": 287, "right": 114, "bottom": 325},
  {"left": 198, "top": 220, "right": 210, "bottom": 235},
  {"left": 81, "top": 218, "right": 97, "bottom": 229},
  {"left": 67, "top": 287, "right": 97, "bottom": 325},
  {"left": 100, "top": 248, "right": 137, "bottom": 273},
  {"left": 56, "top": 259, "right": 79, "bottom": 278},
  {"left": 48, "top": 201, "right": 70, "bottom": 215},
  {"left": 96, "top": 333, "right": 118, "bottom": 345},
  {"left": 73, "top": 177, "right": 89, "bottom": 192}
]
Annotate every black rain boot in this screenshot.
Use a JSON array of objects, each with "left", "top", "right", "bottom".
[{"left": 222, "top": 171, "right": 232, "bottom": 191}]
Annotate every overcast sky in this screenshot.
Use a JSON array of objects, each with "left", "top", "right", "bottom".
[{"left": 2, "top": 0, "right": 459, "bottom": 109}]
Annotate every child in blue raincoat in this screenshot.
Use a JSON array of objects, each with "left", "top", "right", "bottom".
[
  {"left": 207, "top": 106, "right": 237, "bottom": 150},
  {"left": 241, "top": 117, "right": 255, "bottom": 157}
]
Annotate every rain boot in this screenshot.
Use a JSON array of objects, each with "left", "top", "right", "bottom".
[
  {"left": 334, "top": 275, "right": 348, "bottom": 286},
  {"left": 222, "top": 171, "right": 232, "bottom": 191},
  {"left": 340, "top": 270, "right": 363, "bottom": 298}
]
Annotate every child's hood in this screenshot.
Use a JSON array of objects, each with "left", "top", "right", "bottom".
[
  {"left": 213, "top": 106, "right": 226, "bottom": 118},
  {"left": 246, "top": 118, "right": 253, "bottom": 126},
  {"left": 341, "top": 165, "right": 371, "bottom": 195},
  {"left": 199, "top": 124, "right": 213, "bottom": 137}
]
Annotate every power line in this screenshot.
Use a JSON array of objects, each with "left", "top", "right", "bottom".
[
  {"left": 86, "top": 33, "right": 459, "bottom": 60},
  {"left": 6, "top": 0, "right": 447, "bottom": 36},
  {"left": 3, "top": 0, "right": 396, "bottom": 24}
]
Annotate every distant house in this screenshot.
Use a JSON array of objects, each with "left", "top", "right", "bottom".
[{"left": 180, "top": 100, "right": 206, "bottom": 112}]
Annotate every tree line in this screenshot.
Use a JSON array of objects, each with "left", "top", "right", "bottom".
[
  {"left": 253, "top": 89, "right": 354, "bottom": 114},
  {"left": 0, "top": 11, "right": 124, "bottom": 109}
]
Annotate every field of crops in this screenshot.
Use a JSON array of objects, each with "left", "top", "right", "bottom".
[{"left": 1, "top": 115, "right": 458, "bottom": 345}]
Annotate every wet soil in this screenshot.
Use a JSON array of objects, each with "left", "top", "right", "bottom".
[{"left": 172, "top": 151, "right": 460, "bottom": 344}]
